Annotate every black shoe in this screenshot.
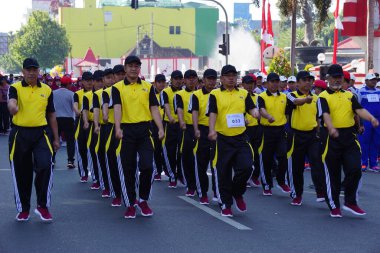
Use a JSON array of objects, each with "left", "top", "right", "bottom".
[{"left": 67, "top": 162, "right": 76, "bottom": 169}]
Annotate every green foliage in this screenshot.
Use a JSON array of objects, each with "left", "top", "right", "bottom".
[
  {"left": 268, "top": 49, "right": 293, "bottom": 76},
  {"left": 0, "top": 53, "right": 22, "bottom": 73},
  {"left": 304, "top": 63, "right": 314, "bottom": 71},
  {"left": 11, "top": 11, "right": 71, "bottom": 70},
  {"left": 277, "top": 26, "right": 304, "bottom": 48}
]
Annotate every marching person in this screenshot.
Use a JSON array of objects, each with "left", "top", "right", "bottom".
[
  {"left": 286, "top": 71, "right": 325, "bottom": 205},
  {"left": 113, "top": 56, "right": 164, "bottom": 218},
  {"left": 318, "top": 64, "right": 379, "bottom": 218},
  {"left": 257, "top": 72, "right": 291, "bottom": 196},
  {"left": 8, "top": 58, "right": 60, "bottom": 222},
  {"left": 175, "top": 69, "right": 198, "bottom": 196},
  {"left": 190, "top": 69, "right": 217, "bottom": 204},
  {"left": 113, "top": 64, "right": 126, "bottom": 82},
  {"left": 207, "top": 65, "right": 260, "bottom": 217}
]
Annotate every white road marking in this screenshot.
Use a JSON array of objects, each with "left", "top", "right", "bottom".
[{"left": 178, "top": 196, "right": 252, "bottom": 231}]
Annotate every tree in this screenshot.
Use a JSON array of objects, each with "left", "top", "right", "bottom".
[
  {"left": 0, "top": 53, "right": 22, "bottom": 73},
  {"left": 11, "top": 11, "right": 71, "bottom": 70},
  {"left": 268, "top": 49, "right": 294, "bottom": 76}
]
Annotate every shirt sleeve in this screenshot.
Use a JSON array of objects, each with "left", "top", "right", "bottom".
[
  {"left": 190, "top": 94, "right": 199, "bottom": 112},
  {"left": 257, "top": 96, "right": 266, "bottom": 109},
  {"left": 102, "top": 91, "right": 110, "bottom": 104},
  {"left": 174, "top": 94, "right": 183, "bottom": 114},
  {"left": 83, "top": 96, "right": 89, "bottom": 111},
  {"left": 93, "top": 93, "right": 100, "bottom": 109},
  {"left": 162, "top": 90, "right": 169, "bottom": 104},
  {"left": 286, "top": 93, "right": 297, "bottom": 104},
  {"left": 149, "top": 86, "right": 159, "bottom": 107},
  {"left": 317, "top": 97, "right": 329, "bottom": 117},
  {"left": 46, "top": 92, "right": 55, "bottom": 113},
  {"left": 245, "top": 94, "right": 255, "bottom": 112},
  {"left": 206, "top": 94, "right": 217, "bottom": 116},
  {"left": 112, "top": 87, "right": 121, "bottom": 105},
  {"left": 351, "top": 95, "right": 363, "bottom": 110},
  {"left": 73, "top": 93, "right": 79, "bottom": 103},
  {"left": 8, "top": 86, "right": 17, "bottom": 100}
]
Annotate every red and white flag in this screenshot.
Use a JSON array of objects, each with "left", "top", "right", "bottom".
[
  {"left": 334, "top": 0, "right": 344, "bottom": 30},
  {"left": 266, "top": 2, "right": 274, "bottom": 46},
  {"left": 260, "top": 0, "right": 267, "bottom": 73}
]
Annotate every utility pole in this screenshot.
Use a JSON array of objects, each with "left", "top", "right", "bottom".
[
  {"left": 150, "top": 13, "right": 154, "bottom": 58},
  {"left": 290, "top": 0, "right": 297, "bottom": 75}
]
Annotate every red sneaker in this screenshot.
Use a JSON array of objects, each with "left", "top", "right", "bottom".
[
  {"left": 185, "top": 189, "right": 196, "bottom": 197},
  {"left": 90, "top": 182, "right": 100, "bottom": 190},
  {"left": 316, "top": 192, "right": 325, "bottom": 202},
  {"left": 291, "top": 196, "right": 302, "bottom": 206},
  {"left": 221, "top": 208, "right": 233, "bottom": 217},
  {"left": 137, "top": 201, "right": 153, "bottom": 217},
  {"left": 101, "top": 189, "right": 111, "bottom": 198},
  {"left": 361, "top": 165, "right": 367, "bottom": 172},
  {"left": 277, "top": 184, "right": 291, "bottom": 193},
  {"left": 251, "top": 177, "right": 260, "bottom": 187},
  {"left": 369, "top": 166, "right": 380, "bottom": 173},
  {"left": 168, "top": 181, "right": 177, "bottom": 189},
  {"left": 16, "top": 211, "right": 30, "bottom": 222},
  {"left": 124, "top": 206, "right": 136, "bottom": 219},
  {"left": 263, "top": 189, "right": 272, "bottom": 196},
  {"left": 343, "top": 204, "right": 367, "bottom": 216},
  {"left": 234, "top": 196, "right": 247, "bottom": 212},
  {"left": 199, "top": 196, "right": 209, "bottom": 205},
  {"left": 111, "top": 197, "right": 122, "bottom": 207},
  {"left": 80, "top": 176, "right": 88, "bottom": 183},
  {"left": 154, "top": 174, "right": 161, "bottom": 181},
  {"left": 330, "top": 208, "right": 342, "bottom": 218},
  {"left": 34, "top": 207, "right": 53, "bottom": 222}
]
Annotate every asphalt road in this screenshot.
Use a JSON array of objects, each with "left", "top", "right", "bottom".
[{"left": 0, "top": 135, "right": 379, "bottom": 253}]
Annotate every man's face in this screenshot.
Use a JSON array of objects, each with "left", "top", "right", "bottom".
[
  {"left": 242, "top": 82, "right": 255, "bottom": 93},
  {"left": 93, "top": 79, "right": 104, "bottom": 90},
  {"left": 297, "top": 77, "right": 312, "bottom": 92},
  {"left": 328, "top": 76, "right": 343, "bottom": 91},
  {"left": 221, "top": 72, "right": 237, "bottom": 88},
  {"left": 279, "top": 81, "right": 287, "bottom": 90},
  {"left": 203, "top": 77, "right": 217, "bottom": 91},
  {"left": 257, "top": 77, "right": 263, "bottom": 86},
  {"left": 155, "top": 80, "right": 166, "bottom": 92},
  {"left": 184, "top": 76, "right": 197, "bottom": 90},
  {"left": 171, "top": 77, "right": 183, "bottom": 88},
  {"left": 124, "top": 63, "right": 141, "bottom": 80},
  {"left": 82, "top": 79, "right": 93, "bottom": 91},
  {"left": 267, "top": 80, "right": 279, "bottom": 93},
  {"left": 314, "top": 87, "right": 323, "bottom": 95},
  {"left": 114, "top": 72, "right": 125, "bottom": 82},
  {"left": 103, "top": 74, "right": 115, "bottom": 87},
  {"left": 288, "top": 82, "right": 296, "bottom": 91},
  {"left": 367, "top": 78, "right": 377, "bottom": 88},
  {"left": 22, "top": 67, "right": 39, "bottom": 85}
]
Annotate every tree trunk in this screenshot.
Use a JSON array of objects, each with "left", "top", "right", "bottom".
[
  {"left": 301, "top": 0, "right": 314, "bottom": 45},
  {"left": 367, "top": 0, "right": 375, "bottom": 70},
  {"left": 290, "top": 0, "right": 297, "bottom": 75}
]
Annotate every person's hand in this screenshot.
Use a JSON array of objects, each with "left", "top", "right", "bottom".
[
  {"left": 53, "top": 139, "right": 60, "bottom": 152},
  {"left": 371, "top": 118, "right": 379, "bottom": 128},
  {"left": 358, "top": 125, "right": 364, "bottom": 135},
  {"left": 208, "top": 130, "right": 217, "bottom": 141},
  {"left": 115, "top": 128, "right": 123, "bottom": 140},
  {"left": 305, "top": 96, "right": 313, "bottom": 104},
  {"left": 252, "top": 108, "right": 260, "bottom": 118},
  {"left": 158, "top": 128, "right": 165, "bottom": 141},
  {"left": 83, "top": 121, "right": 89, "bottom": 130},
  {"left": 268, "top": 116, "right": 275, "bottom": 123},
  {"left": 169, "top": 117, "right": 176, "bottom": 124},
  {"left": 103, "top": 117, "right": 108, "bottom": 124},
  {"left": 180, "top": 121, "right": 186, "bottom": 130},
  {"left": 194, "top": 129, "right": 201, "bottom": 139},
  {"left": 94, "top": 125, "right": 100, "bottom": 135},
  {"left": 328, "top": 127, "right": 339, "bottom": 138}
]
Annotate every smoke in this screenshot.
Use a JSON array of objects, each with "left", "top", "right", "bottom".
[{"left": 207, "top": 27, "right": 261, "bottom": 73}]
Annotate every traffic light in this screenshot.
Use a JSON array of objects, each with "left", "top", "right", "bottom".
[
  {"left": 218, "top": 34, "right": 230, "bottom": 56},
  {"left": 131, "top": 0, "right": 138, "bottom": 9},
  {"left": 219, "top": 43, "right": 226, "bottom": 56}
]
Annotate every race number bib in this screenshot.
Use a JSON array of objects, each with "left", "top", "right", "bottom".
[
  {"left": 367, "top": 94, "right": 379, "bottom": 102},
  {"left": 226, "top": 113, "right": 245, "bottom": 128}
]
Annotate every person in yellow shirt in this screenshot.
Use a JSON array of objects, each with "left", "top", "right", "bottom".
[
  {"left": 257, "top": 72, "right": 290, "bottom": 196},
  {"left": 175, "top": 70, "right": 198, "bottom": 196},
  {"left": 207, "top": 65, "right": 260, "bottom": 217},
  {"left": 317, "top": 64, "right": 379, "bottom": 218},
  {"left": 189, "top": 69, "right": 217, "bottom": 204},
  {"left": 8, "top": 58, "right": 60, "bottom": 222}
]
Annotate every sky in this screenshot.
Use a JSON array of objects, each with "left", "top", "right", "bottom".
[{"left": 0, "top": 0, "right": 339, "bottom": 33}]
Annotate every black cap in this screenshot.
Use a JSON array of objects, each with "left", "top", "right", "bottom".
[
  {"left": 171, "top": 70, "right": 183, "bottom": 79},
  {"left": 267, "top": 72, "right": 280, "bottom": 82},
  {"left": 242, "top": 75, "right": 255, "bottom": 84},
  {"left": 155, "top": 74, "right": 166, "bottom": 82},
  {"left": 184, "top": 70, "right": 198, "bottom": 79},
  {"left": 221, "top": 65, "right": 238, "bottom": 76},
  {"left": 203, "top": 69, "right": 217, "bottom": 78},
  {"left": 296, "top": 71, "right": 311, "bottom": 81},
  {"left": 103, "top": 68, "right": 113, "bottom": 76},
  {"left": 82, "top": 71, "right": 93, "bottom": 81},
  {"left": 93, "top": 70, "right": 104, "bottom": 80},
  {"left": 124, "top": 55, "right": 142, "bottom": 65},
  {"left": 23, "top": 58, "right": 39, "bottom": 69},
  {"left": 113, "top": 64, "right": 125, "bottom": 74},
  {"left": 327, "top": 64, "right": 343, "bottom": 78}
]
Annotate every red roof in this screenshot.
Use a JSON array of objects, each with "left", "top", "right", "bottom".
[
  {"left": 75, "top": 47, "right": 98, "bottom": 67},
  {"left": 337, "top": 38, "right": 361, "bottom": 50}
]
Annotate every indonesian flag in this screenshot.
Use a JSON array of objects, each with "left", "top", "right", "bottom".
[
  {"left": 334, "top": 0, "right": 344, "bottom": 30},
  {"left": 266, "top": 2, "right": 274, "bottom": 46},
  {"left": 260, "top": 0, "right": 267, "bottom": 73}
]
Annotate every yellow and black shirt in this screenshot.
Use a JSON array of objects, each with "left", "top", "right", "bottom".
[
  {"left": 8, "top": 80, "right": 55, "bottom": 127},
  {"left": 155, "top": 88, "right": 165, "bottom": 119},
  {"left": 287, "top": 90, "right": 318, "bottom": 131},
  {"left": 206, "top": 86, "right": 255, "bottom": 136},
  {"left": 111, "top": 77, "right": 158, "bottom": 124},
  {"left": 82, "top": 90, "right": 95, "bottom": 121},
  {"left": 257, "top": 90, "right": 288, "bottom": 126},
  {"left": 102, "top": 87, "right": 114, "bottom": 124},
  {"left": 189, "top": 86, "right": 212, "bottom": 126},
  {"left": 73, "top": 89, "right": 90, "bottom": 115},
  {"left": 161, "top": 86, "right": 180, "bottom": 122},
  {"left": 245, "top": 92, "right": 259, "bottom": 127},
  {"left": 93, "top": 88, "right": 105, "bottom": 125},
  {"left": 175, "top": 87, "right": 194, "bottom": 125},
  {"left": 317, "top": 88, "right": 362, "bottom": 128}
]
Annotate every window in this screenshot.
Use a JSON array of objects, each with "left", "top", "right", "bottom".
[
  {"left": 169, "top": 26, "right": 181, "bottom": 35},
  {"left": 169, "top": 26, "right": 175, "bottom": 34},
  {"left": 175, "top": 26, "right": 181, "bottom": 34}
]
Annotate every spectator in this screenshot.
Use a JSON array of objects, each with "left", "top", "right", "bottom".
[{"left": 0, "top": 75, "right": 10, "bottom": 134}]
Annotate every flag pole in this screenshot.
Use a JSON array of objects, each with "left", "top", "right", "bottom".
[
  {"left": 332, "top": 0, "right": 340, "bottom": 64},
  {"left": 261, "top": 0, "right": 267, "bottom": 73}
]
